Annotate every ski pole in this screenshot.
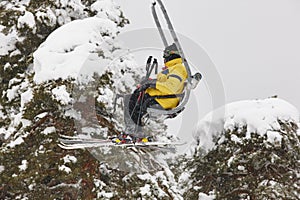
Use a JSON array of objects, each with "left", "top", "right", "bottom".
[
  {"left": 147, "top": 58, "right": 157, "bottom": 79},
  {"left": 146, "top": 56, "right": 152, "bottom": 73}
]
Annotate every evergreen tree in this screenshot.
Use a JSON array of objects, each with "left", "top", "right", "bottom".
[
  {"left": 185, "top": 115, "right": 300, "bottom": 199},
  {"left": 0, "top": 1, "right": 182, "bottom": 199}
]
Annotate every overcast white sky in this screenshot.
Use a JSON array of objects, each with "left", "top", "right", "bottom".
[
  {"left": 116, "top": 0, "right": 300, "bottom": 109},
  {"left": 115, "top": 0, "right": 300, "bottom": 142}
]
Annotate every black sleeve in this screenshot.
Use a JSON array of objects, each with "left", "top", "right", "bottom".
[
  {"left": 137, "top": 79, "right": 157, "bottom": 92},
  {"left": 144, "top": 79, "right": 157, "bottom": 88}
]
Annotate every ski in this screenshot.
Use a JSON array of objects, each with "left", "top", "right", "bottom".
[
  {"left": 58, "top": 141, "right": 183, "bottom": 150},
  {"left": 59, "top": 134, "right": 111, "bottom": 144},
  {"left": 58, "top": 134, "right": 186, "bottom": 151}
]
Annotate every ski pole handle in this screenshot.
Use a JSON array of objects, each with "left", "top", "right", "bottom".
[
  {"left": 154, "top": 59, "right": 158, "bottom": 74},
  {"left": 146, "top": 56, "right": 152, "bottom": 71},
  {"left": 150, "top": 58, "right": 157, "bottom": 75},
  {"left": 147, "top": 56, "right": 152, "bottom": 64}
]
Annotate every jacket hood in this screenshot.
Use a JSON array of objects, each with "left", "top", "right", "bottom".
[{"left": 165, "top": 58, "right": 183, "bottom": 68}]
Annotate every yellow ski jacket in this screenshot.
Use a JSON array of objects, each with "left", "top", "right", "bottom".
[{"left": 146, "top": 58, "right": 188, "bottom": 109}]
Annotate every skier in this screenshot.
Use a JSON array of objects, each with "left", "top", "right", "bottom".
[
  {"left": 59, "top": 1, "right": 202, "bottom": 148},
  {"left": 127, "top": 43, "right": 188, "bottom": 127}
]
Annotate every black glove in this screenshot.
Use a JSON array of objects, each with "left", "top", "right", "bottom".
[
  {"left": 137, "top": 79, "right": 156, "bottom": 92},
  {"left": 137, "top": 84, "right": 149, "bottom": 92}
]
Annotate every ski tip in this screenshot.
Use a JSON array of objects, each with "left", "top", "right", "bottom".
[
  {"left": 58, "top": 143, "right": 87, "bottom": 150},
  {"left": 58, "top": 143, "right": 74, "bottom": 150},
  {"left": 58, "top": 134, "right": 79, "bottom": 139}
]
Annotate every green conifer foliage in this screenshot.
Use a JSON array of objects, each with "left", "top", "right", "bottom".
[{"left": 185, "top": 121, "right": 300, "bottom": 199}]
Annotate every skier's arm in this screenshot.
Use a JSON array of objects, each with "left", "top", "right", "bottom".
[
  {"left": 137, "top": 79, "right": 157, "bottom": 92},
  {"left": 157, "top": 69, "right": 168, "bottom": 82},
  {"left": 155, "top": 65, "right": 187, "bottom": 94}
]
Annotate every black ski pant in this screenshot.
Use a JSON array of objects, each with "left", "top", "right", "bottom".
[{"left": 128, "top": 89, "right": 159, "bottom": 126}]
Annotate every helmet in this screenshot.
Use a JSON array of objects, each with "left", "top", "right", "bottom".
[{"left": 163, "top": 43, "right": 180, "bottom": 58}]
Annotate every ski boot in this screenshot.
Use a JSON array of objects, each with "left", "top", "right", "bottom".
[
  {"left": 136, "top": 136, "right": 153, "bottom": 143},
  {"left": 111, "top": 133, "right": 134, "bottom": 144},
  {"left": 111, "top": 137, "right": 122, "bottom": 144}
]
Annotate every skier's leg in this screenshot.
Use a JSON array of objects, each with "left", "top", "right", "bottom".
[
  {"left": 126, "top": 91, "right": 162, "bottom": 134},
  {"left": 129, "top": 92, "right": 156, "bottom": 127},
  {"left": 128, "top": 90, "right": 143, "bottom": 126},
  {"left": 143, "top": 94, "right": 163, "bottom": 109}
]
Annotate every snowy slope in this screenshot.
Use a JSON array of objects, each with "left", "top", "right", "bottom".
[{"left": 193, "top": 97, "right": 299, "bottom": 152}]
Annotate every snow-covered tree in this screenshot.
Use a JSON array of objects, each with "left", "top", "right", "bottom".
[
  {"left": 183, "top": 97, "right": 300, "bottom": 199},
  {"left": 0, "top": 0, "right": 182, "bottom": 199},
  {"left": 1, "top": 1, "right": 299, "bottom": 199}
]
